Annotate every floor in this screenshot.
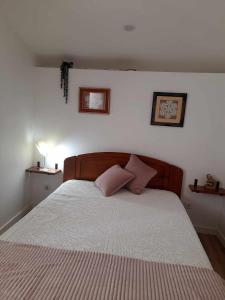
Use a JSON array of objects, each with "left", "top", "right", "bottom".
[{"left": 198, "top": 233, "right": 225, "bottom": 279}]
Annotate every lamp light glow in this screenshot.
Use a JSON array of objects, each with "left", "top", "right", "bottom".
[
  {"left": 36, "top": 140, "right": 51, "bottom": 167},
  {"left": 36, "top": 141, "right": 50, "bottom": 156}
]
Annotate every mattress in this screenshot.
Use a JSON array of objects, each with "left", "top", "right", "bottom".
[{"left": 0, "top": 180, "right": 211, "bottom": 269}]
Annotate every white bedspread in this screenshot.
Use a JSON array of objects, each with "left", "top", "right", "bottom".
[{"left": 1, "top": 180, "right": 211, "bottom": 269}]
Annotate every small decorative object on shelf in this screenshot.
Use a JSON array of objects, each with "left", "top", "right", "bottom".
[
  {"left": 26, "top": 167, "right": 61, "bottom": 175},
  {"left": 194, "top": 179, "right": 198, "bottom": 189},
  {"left": 204, "top": 174, "right": 216, "bottom": 190},
  {"left": 55, "top": 163, "right": 58, "bottom": 170},
  {"left": 189, "top": 174, "right": 224, "bottom": 195},
  {"left": 60, "top": 61, "right": 74, "bottom": 103},
  {"left": 216, "top": 181, "right": 220, "bottom": 192}
]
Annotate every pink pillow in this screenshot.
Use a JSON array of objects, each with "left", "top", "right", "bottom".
[
  {"left": 95, "top": 165, "right": 135, "bottom": 197},
  {"left": 125, "top": 154, "right": 157, "bottom": 194}
]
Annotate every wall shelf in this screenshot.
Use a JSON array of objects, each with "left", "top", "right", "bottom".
[
  {"left": 189, "top": 185, "right": 225, "bottom": 196},
  {"left": 26, "top": 166, "right": 61, "bottom": 175}
]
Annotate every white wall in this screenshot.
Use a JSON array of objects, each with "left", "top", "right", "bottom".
[
  {"left": 0, "top": 18, "right": 34, "bottom": 229},
  {"left": 33, "top": 68, "right": 225, "bottom": 237}
]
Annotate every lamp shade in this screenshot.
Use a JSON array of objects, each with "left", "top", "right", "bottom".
[{"left": 36, "top": 140, "right": 50, "bottom": 157}]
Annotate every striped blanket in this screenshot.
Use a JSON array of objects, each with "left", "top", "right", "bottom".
[{"left": 0, "top": 241, "right": 225, "bottom": 299}]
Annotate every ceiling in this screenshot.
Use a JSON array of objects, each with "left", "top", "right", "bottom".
[{"left": 1, "top": 0, "right": 225, "bottom": 72}]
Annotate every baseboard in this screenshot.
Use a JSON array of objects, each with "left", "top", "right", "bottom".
[{"left": 0, "top": 205, "right": 32, "bottom": 235}]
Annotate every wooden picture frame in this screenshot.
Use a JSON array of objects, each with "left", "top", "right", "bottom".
[
  {"left": 151, "top": 92, "right": 187, "bottom": 127},
  {"left": 79, "top": 88, "right": 110, "bottom": 114}
]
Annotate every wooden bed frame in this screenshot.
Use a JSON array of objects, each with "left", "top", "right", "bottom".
[{"left": 63, "top": 152, "right": 183, "bottom": 197}]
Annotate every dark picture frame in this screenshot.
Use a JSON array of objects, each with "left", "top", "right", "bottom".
[
  {"left": 79, "top": 88, "right": 110, "bottom": 114},
  {"left": 151, "top": 92, "right": 187, "bottom": 127}
]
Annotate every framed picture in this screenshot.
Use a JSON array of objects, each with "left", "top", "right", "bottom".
[
  {"left": 151, "top": 92, "right": 187, "bottom": 127},
  {"left": 79, "top": 88, "right": 110, "bottom": 114}
]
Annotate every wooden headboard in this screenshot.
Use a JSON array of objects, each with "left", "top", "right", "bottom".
[{"left": 63, "top": 152, "right": 183, "bottom": 197}]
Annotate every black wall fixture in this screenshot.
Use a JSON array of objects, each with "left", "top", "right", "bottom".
[{"left": 60, "top": 61, "right": 73, "bottom": 103}]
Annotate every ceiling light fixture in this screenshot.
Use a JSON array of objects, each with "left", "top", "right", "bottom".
[{"left": 123, "top": 25, "right": 136, "bottom": 32}]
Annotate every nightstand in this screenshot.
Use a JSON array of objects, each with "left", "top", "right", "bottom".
[{"left": 26, "top": 167, "right": 63, "bottom": 206}]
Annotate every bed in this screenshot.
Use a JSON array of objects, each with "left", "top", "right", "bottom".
[{"left": 0, "top": 152, "right": 224, "bottom": 299}]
